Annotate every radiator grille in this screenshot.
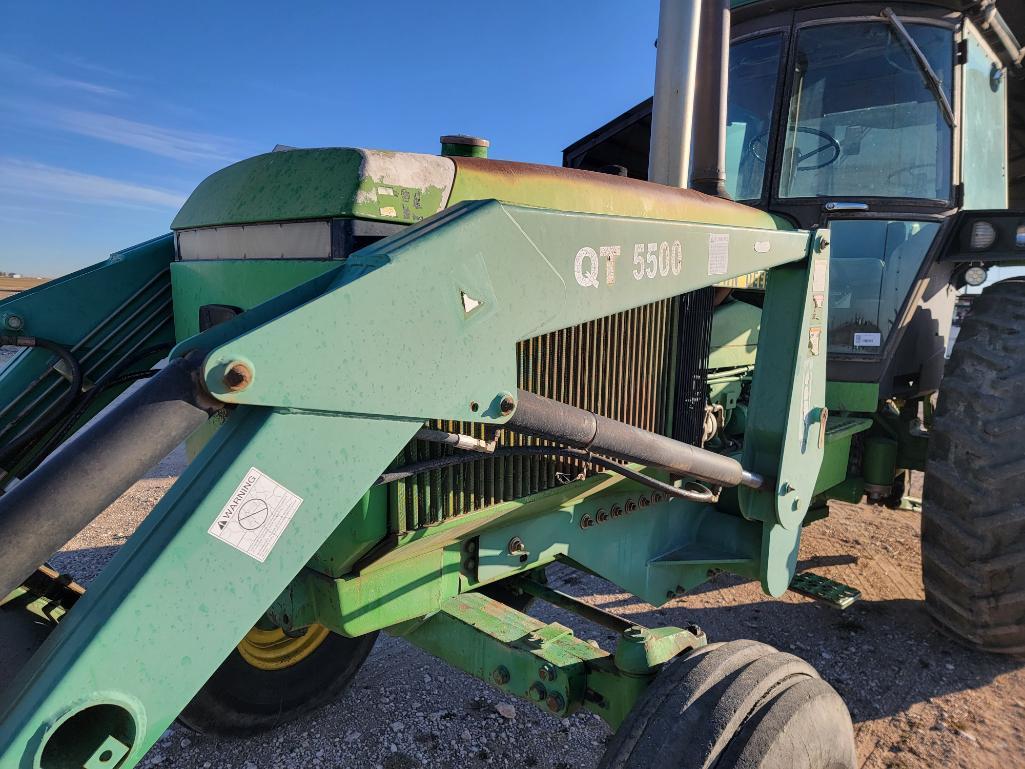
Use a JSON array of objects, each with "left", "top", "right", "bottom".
[{"left": 388, "top": 292, "right": 710, "bottom": 533}]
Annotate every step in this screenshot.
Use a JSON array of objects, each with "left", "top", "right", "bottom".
[{"left": 789, "top": 571, "right": 861, "bottom": 609}]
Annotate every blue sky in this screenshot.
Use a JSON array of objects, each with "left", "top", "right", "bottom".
[{"left": 0, "top": 2, "right": 660, "bottom": 277}]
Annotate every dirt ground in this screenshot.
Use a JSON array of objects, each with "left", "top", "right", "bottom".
[
  {"left": 4, "top": 455, "right": 1024, "bottom": 769},
  {"left": 0, "top": 277, "right": 47, "bottom": 300}
]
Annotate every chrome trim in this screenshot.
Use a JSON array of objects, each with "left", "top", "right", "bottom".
[{"left": 824, "top": 202, "right": 870, "bottom": 212}]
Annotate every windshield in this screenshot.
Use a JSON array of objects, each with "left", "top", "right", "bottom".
[
  {"left": 828, "top": 219, "right": 941, "bottom": 355},
  {"left": 779, "top": 21, "right": 954, "bottom": 201},
  {"left": 725, "top": 34, "right": 785, "bottom": 201}
]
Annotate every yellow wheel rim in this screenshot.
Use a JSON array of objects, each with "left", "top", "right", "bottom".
[{"left": 237, "top": 624, "right": 331, "bottom": 671}]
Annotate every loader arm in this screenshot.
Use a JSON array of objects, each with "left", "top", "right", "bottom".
[
  {"left": 0, "top": 236, "right": 176, "bottom": 485},
  {"left": 0, "top": 197, "right": 827, "bottom": 769}
]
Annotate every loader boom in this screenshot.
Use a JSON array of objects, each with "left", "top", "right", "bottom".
[{"left": 0, "top": 189, "right": 828, "bottom": 767}]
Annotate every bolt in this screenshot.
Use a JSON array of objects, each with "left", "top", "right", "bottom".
[
  {"left": 638, "top": 495, "right": 650, "bottom": 508},
  {"left": 491, "top": 666, "right": 510, "bottom": 685},
  {"left": 610, "top": 504, "right": 624, "bottom": 518},
  {"left": 500, "top": 395, "right": 516, "bottom": 414},
  {"left": 546, "top": 692, "right": 566, "bottom": 713},
  {"left": 624, "top": 500, "right": 637, "bottom": 514},
  {"left": 579, "top": 514, "right": 595, "bottom": 530},
  {"left": 463, "top": 557, "right": 477, "bottom": 571},
  {"left": 464, "top": 539, "right": 478, "bottom": 555},
  {"left": 507, "top": 537, "right": 525, "bottom": 555},
  {"left": 538, "top": 664, "right": 557, "bottom": 682},
  {"left": 652, "top": 492, "right": 665, "bottom": 504},
  {"left": 595, "top": 508, "right": 609, "bottom": 524},
  {"left": 2, "top": 313, "right": 24, "bottom": 332},
  {"left": 223, "top": 362, "right": 253, "bottom": 392},
  {"left": 528, "top": 682, "right": 547, "bottom": 702},
  {"left": 816, "top": 235, "right": 830, "bottom": 253}
]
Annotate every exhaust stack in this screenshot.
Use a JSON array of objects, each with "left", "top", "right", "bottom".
[
  {"left": 648, "top": 0, "right": 703, "bottom": 187},
  {"left": 691, "top": 0, "right": 732, "bottom": 197}
]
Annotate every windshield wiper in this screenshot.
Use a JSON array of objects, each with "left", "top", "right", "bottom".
[{"left": 881, "top": 8, "right": 956, "bottom": 127}]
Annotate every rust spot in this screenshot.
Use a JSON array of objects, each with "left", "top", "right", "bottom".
[
  {"left": 449, "top": 157, "right": 780, "bottom": 229},
  {"left": 223, "top": 362, "right": 252, "bottom": 392}
]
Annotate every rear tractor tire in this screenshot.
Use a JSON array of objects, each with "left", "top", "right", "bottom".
[
  {"left": 600, "top": 640, "right": 856, "bottom": 769},
  {"left": 923, "top": 278, "right": 1025, "bottom": 654},
  {"left": 178, "top": 622, "right": 377, "bottom": 736}
]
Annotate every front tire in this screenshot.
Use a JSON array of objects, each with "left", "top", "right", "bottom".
[
  {"left": 923, "top": 278, "right": 1025, "bottom": 654},
  {"left": 600, "top": 640, "right": 855, "bottom": 769},
  {"left": 178, "top": 623, "right": 377, "bottom": 736}
]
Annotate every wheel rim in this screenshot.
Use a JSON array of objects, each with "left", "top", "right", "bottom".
[{"left": 237, "top": 624, "right": 330, "bottom": 671}]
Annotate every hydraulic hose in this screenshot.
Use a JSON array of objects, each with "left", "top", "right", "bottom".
[
  {"left": 23, "top": 369, "right": 159, "bottom": 477},
  {"left": 505, "top": 389, "right": 767, "bottom": 491},
  {"left": 0, "top": 335, "right": 82, "bottom": 467},
  {"left": 377, "top": 445, "right": 717, "bottom": 503},
  {"left": 22, "top": 342, "right": 172, "bottom": 473},
  {"left": 0, "top": 351, "right": 222, "bottom": 599}
]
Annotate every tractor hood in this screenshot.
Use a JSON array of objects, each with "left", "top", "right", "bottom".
[{"left": 172, "top": 147, "right": 790, "bottom": 241}]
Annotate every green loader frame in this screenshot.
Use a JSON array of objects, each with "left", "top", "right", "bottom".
[{"left": 1, "top": 1, "right": 1023, "bottom": 768}]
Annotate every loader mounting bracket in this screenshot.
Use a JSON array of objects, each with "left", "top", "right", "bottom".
[{"left": 395, "top": 591, "right": 705, "bottom": 729}]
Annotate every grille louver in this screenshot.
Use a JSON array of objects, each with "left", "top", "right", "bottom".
[{"left": 389, "top": 290, "right": 712, "bottom": 533}]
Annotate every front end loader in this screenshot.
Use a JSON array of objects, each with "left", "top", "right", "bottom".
[
  {"left": 7, "top": 0, "right": 1021, "bottom": 767},
  {"left": 0, "top": 136, "right": 845, "bottom": 766}
]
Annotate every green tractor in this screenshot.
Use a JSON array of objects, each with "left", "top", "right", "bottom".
[
  {"left": 566, "top": 0, "right": 1025, "bottom": 653},
  {"left": 0, "top": 1, "right": 1021, "bottom": 768}
]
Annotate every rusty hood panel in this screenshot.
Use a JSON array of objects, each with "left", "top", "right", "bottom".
[{"left": 449, "top": 157, "right": 791, "bottom": 231}]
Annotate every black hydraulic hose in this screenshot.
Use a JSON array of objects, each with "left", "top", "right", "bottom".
[
  {"left": 0, "top": 351, "right": 222, "bottom": 599},
  {"left": 25, "top": 369, "right": 160, "bottom": 476},
  {"left": 376, "top": 445, "right": 716, "bottom": 503},
  {"left": 505, "top": 389, "right": 767, "bottom": 491},
  {"left": 11, "top": 343, "right": 172, "bottom": 475},
  {"left": 0, "top": 336, "right": 83, "bottom": 468},
  {"left": 27, "top": 340, "right": 173, "bottom": 460}
]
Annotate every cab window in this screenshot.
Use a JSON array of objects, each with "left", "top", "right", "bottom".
[{"left": 779, "top": 21, "right": 954, "bottom": 201}]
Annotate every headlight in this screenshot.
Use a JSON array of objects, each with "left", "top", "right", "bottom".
[
  {"left": 1017, "top": 224, "right": 1025, "bottom": 250},
  {"left": 970, "top": 221, "right": 998, "bottom": 251},
  {"left": 964, "top": 265, "right": 988, "bottom": 287}
]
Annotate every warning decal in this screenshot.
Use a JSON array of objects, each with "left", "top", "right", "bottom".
[
  {"left": 708, "top": 234, "right": 729, "bottom": 275},
  {"left": 208, "top": 467, "right": 303, "bottom": 563}
]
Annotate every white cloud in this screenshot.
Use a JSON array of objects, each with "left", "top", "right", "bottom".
[
  {"left": 53, "top": 53, "right": 140, "bottom": 83},
  {"left": 0, "top": 54, "right": 125, "bottom": 97},
  {"left": 47, "top": 108, "right": 241, "bottom": 164},
  {"left": 0, "top": 54, "right": 243, "bottom": 164},
  {"left": 0, "top": 159, "right": 187, "bottom": 210}
]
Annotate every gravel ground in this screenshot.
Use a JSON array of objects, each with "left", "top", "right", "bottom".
[{"left": 3, "top": 451, "right": 1024, "bottom": 769}]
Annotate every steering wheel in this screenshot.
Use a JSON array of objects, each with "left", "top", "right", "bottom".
[{"left": 750, "top": 127, "right": 842, "bottom": 171}]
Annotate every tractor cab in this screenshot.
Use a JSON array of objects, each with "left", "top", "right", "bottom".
[{"left": 565, "top": 0, "right": 1025, "bottom": 400}]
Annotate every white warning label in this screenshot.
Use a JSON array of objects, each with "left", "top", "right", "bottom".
[
  {"left": 853, "top": 332, "right": 882, "bottom": 348},
  {"left": 208, "top": 467, "right": 303, "bottom": 563},
  {"left": 708, "top": 234, "right": 729, "bottom": 275}
]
